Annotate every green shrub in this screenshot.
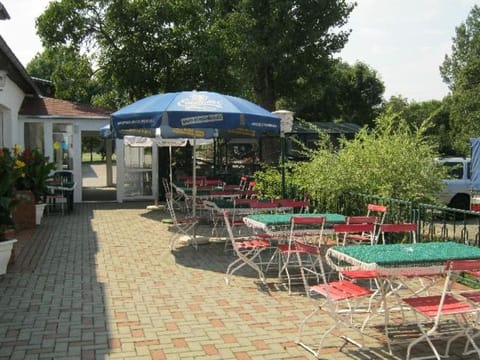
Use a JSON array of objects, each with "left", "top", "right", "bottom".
[{"left": 254, "top": 111, "right": 447, "bottom": 210}]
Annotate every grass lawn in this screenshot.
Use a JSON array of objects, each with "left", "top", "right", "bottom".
[{"left": 82, "top": 152, "right": 116, "bottom": 164}]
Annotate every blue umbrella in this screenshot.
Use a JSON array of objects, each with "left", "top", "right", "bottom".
[
  {"left": 99, "top": 124, "right": 113, "bottom": 139},
  {"left": 111, "top": 91, "right": 280, "bottom": 139},
  {"left": 111, "top": 91, "right": 281, "bottom": 228}
]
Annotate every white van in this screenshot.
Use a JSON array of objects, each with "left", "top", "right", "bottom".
[{"left": 435, "top": 157, "right": 471, "bottom": 210}]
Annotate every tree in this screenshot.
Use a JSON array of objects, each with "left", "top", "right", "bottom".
[
  {"left": 82, "top": 136, "right": 102, "bottom": 162},
  {"left": 273, "top": 60, "right": 385, "bottom": 125},
  {"left": 36, "top": 0, "right": 355, "bottom": 110},
  {"left": 27, "top": 46, "right": 97, "bottom": 103},
  {"left": 212, "top": 0, "right": 355, "bottom": 109},
  {"left": 381, "top": 96, "right": 452, "bottom": 154},
  {"left": 254, "top": 110, "right": 446, "bottom": 211},
  {"left": 440, "top": 5, "right": 480, "bottom": 156}
]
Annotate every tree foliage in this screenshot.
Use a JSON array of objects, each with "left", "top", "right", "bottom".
[
  {"left": 283, "top": 61, "right": 384, "bottom": 126},
  {"left": 27, "top": 46, "right": 97, "bottom": 103},
  {"left": 440, "top": 5, "right": 480, "bottom": 156},
  {"left": 381, "top": 96, "right": 452, "bottom": 155},
  {"left": 35, "top": 0, "right": 362, "bottom": 113}
]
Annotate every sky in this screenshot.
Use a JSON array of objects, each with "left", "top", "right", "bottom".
[
  {"left": 338, "top": 0, "right": 479, "bottom": 101},
  {"left": 0, "top": 0, "right": 478, "bottom": 102}
]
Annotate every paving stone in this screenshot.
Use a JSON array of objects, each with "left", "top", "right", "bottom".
[{"left": 0, "top": 202, "right": 479, "bottom": 359}]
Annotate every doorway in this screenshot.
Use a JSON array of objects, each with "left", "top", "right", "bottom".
[{"left": 81, "top": 131, "right": 117, "bottom": 202}]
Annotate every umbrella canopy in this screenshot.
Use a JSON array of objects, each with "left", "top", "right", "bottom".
[
  {"left": 111, "top": 91, "right": 280, "bottom": 139},
  {"left": 99, "top": 124, "right": 113, "bottom": 139},
  {"left": 110, "top": 91, "right": 281, "bottom": 226}
]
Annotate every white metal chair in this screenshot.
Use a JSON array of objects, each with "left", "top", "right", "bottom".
[
  {"left": 357, "top": 203, "right": 388, "bottom": 243},
  {"left": 277, "top": 216, "right": 326, "bottom": 294},
  {"left": 165, "top": 192, "right": 199, "bottom": 251},
  {"left": 223, "top": 210, "right": 270, "bottom": 285},
  {"left": 296, "top": 278, "right": 373, "bottom": 357},
  {"left": 333, "top": 222, "right": 376, "bottom": 246},
  {"left": 294, "top": 240, "right": 330, "bottom": 296},
  {"left": 379, "top": 223, "right": 417, "bottom": 244},
  {"left": 343, "top": 215, "right": 378, "bottom": 244},
  {"left": 402, "top": 259, "right": 480, "bottom": 360},
  {"left": 162, "top": 177, "right": 184, "bottom": 210}
]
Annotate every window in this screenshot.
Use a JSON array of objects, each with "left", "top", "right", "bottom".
[
  {"left": 24, "top": 122, "right": 44, "bottom": 153},
  {"left": 443, "top": 162, "right": 465, "bottom": 180}
]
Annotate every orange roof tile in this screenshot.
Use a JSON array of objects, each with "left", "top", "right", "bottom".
[{"left": 20, "top": 97, "right": 112, "bottom": 117}]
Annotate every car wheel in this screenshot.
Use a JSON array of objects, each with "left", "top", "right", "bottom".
[{"left": 449, "top": 194, "right": 470, "bottom": 211}]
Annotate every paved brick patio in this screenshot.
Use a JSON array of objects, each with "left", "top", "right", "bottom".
[{"left": 0, "top": 202, "right": 477, "bottom": 359}]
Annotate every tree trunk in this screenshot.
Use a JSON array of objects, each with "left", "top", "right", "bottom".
[{"left": 254, "top": 64, "right": 276, "bottom": 111}]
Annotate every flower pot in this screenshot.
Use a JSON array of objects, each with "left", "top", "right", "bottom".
[
  {"left": 12, "top": 190, "right": 35, "bottom": 230},
  {"left": 35, "top": 203, "right": 47, "bottom": 225},
  {"left": 0, "top": 239, "right": 17, "bottom": 275}
]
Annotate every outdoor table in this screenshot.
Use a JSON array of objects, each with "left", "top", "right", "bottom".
[
  {"left": 326, "top": 241, "right": 480, "bottom": 272},
  {"left": 325, "top": 241, "right": 480, "bottom": 353},
  {"left": 243, "top": 213, "right": 345, "bottom": 232}
]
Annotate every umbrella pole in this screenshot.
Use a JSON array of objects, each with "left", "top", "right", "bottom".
[
  {"left": 192, "top": 137, "right": 197, "bottom": 239},
  {"left": 169, "top": 146, "right": 173, "bottom": 203}
]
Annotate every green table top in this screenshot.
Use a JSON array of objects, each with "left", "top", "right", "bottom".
[
  {"left": 329, "top": 241, "right": 480, "bottom": 267},
  {"left": 245, "top": 213, "right": 345, "bottom": 226}
]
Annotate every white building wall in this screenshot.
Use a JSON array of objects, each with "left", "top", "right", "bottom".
[
  {"left": 0, "top": 76, "right": 25, "bottom": 148},
  {"left": 20, "top": 116, "right": 110, "bottom": 203}
]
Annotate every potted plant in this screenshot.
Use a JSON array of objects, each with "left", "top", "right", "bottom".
[
  {"left": 0, "top": 147, "right": 22, "bottom": 274},
  {"left": 14, "top": 146, "right": 56, "bottom": 226}
]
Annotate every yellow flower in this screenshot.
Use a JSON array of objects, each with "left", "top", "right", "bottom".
[
  {"left": 13, "top": 144, "right": 21, "bottom": 154},
  {"left": 14, "top": 159, "right": 25, "bottom": 169}
]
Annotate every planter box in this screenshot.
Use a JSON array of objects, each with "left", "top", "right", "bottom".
[
  {"left": 12, "top": 190, "right": 35, "bottom": 230},
  {"left": 0, "top": 239, "right": 17, "bottom": 275}
]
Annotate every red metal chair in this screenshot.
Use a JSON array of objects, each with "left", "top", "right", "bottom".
[
  {"left": 344, "top": 215, "right": 378, "bottom": 244},
  {"left": 379, "top": 223, "right": 417, "bottom": 244},
  {"left": 402, "top": 259, "right": 480, "bottom": 360},
  {"left": 296, "top": 279, "right": 373, "bottom": 358},
  {"left": 279, "top": 199, "right": 310, "bottom": 213},
  {"left": 361, "top": 203, "right": 388, "bottom": 243},
  {"left": 224, "top": 175, "right": 249, "bottom": 191},
  {"left": 294, "top": 240, "right": 330, "bottom": 296},
  {"left": 223, "top": 210, "right": 270, "bottom": 285},
  {"left": 333, "top": 223, "right": 376, "bottom": 246},
  {"left": 277, "top": 216, "right": 326, "bottom": 294}
]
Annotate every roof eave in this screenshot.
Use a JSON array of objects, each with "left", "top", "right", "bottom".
[{"left": 0, "top": 35, "right": 40, "bottom": 96}]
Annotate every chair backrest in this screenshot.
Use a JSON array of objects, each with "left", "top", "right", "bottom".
[
  {"left": 428, "top": 259, "right": 480, "bottom": 327},
  {"left": 222, "top": 209, "right": 242, "bottom": 252},
  {"left": 165, "top": 192, "right": 178, "bottom": 223},
  {"left": 379, "top": 223, "right": 417, "bottom": 244},
  {"left": 280, "top": 199, "right": 310, "bottom": 213},
  {"left": 333, "top": 223, "right": 375, "bottom": 246},
  {"left": 446, "top": 259, "right": 480, "bottom": 272},
  {"left": 366, "top": 204, "right": 387, "bottom": 223},
  {"left": 234, "top": 198, "right": 256, "bottom": 207},
  {"left": 249, "top": 200, "right": 278, "bottom": 211},
  {"left": 346, "top": 216, "right": 377, "bottom": 225},
  {"left": 51, "top": 170, "right": 74, "bottom": 185},
  {"left": 294, "top": 239, "right": 322, "bottom": 255},
  {"left": 239, "top": 176, "right": 248, "bottom": 191}
]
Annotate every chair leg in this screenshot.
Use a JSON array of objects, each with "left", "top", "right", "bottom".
[{"left": 225, "top": 247, "right": 266, "bottom": 285}]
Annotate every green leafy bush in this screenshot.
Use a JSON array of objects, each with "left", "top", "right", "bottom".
[
  {"left": 15, "top": 147, "right": 56, "bottom": 203},
  {"left": 254, "top": 112, "right": 447, "bottom": 211}
]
